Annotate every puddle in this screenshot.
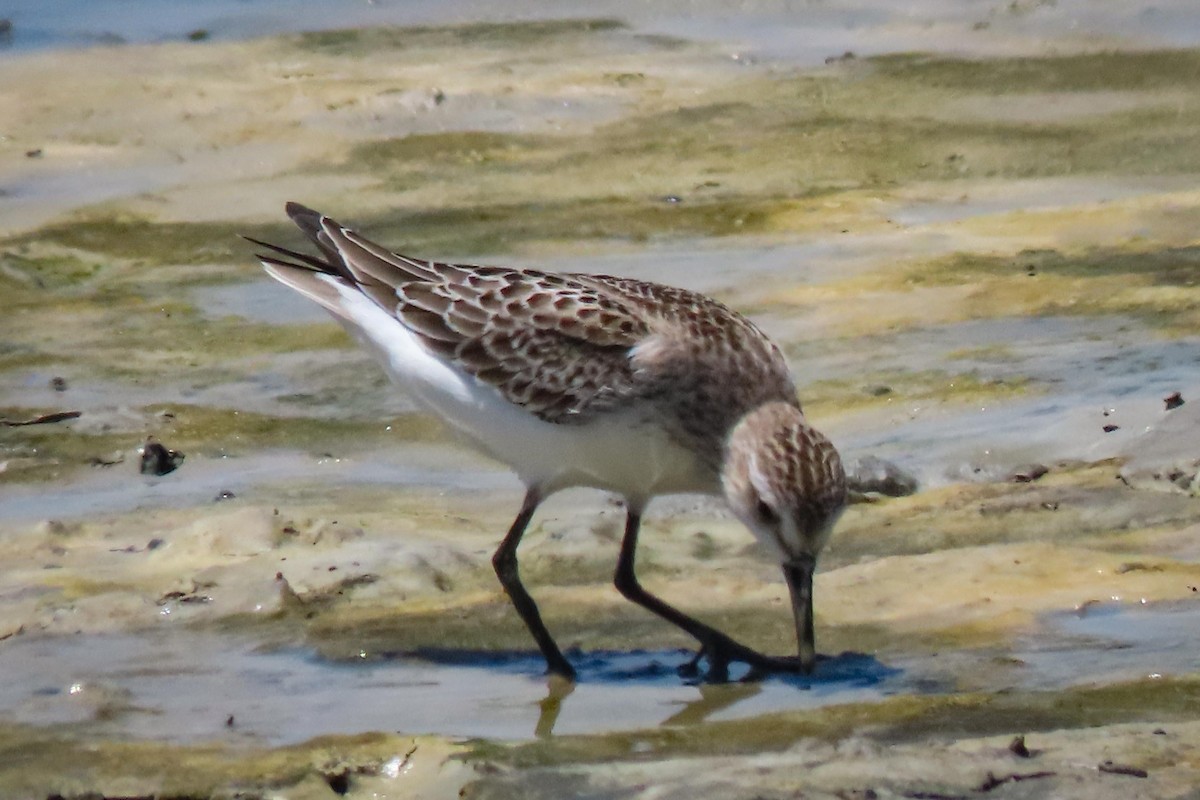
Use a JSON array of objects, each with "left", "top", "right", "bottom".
[
  {"left": 1015, "top": 602, "right": 1200, "bottom": 688},
  {"left": 0, "top": 603, "right": 1193, "bottom": 745},
  {"left": 0, "top": 630, "right": 899, "bottom": 745}
]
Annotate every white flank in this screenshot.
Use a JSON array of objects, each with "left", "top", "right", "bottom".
[{"left": 269, "top": 267, "right": 711, "bottom": 502}]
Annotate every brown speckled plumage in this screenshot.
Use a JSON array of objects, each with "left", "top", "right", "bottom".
[{"left": 250, "top": 202, "right": 846, "bottom": 680}]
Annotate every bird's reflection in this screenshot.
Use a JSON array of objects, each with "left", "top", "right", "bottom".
[
  {"left": 660, "top": 681, "right": 763, "bottom": 726},
  {"left": 532, "top": 673, "right": 763, "bottom": 736},
  {"left": 534, "top": 674, "right": 576, "bottom": 738}
]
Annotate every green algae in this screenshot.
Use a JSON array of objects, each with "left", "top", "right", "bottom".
[
  {"left": 4, "top": 676, "right": 1196, "bottom": 797},
  {"left": 7, "top": 47, "right": 1200, "bottom": 270},
  {"left": 298, "top": 48, "right": 1200, "bottom": 260},
  {"left": 355, "top": 196, "right": 780, "bottom": 253},
  {"left": 5, "top": 217, "right": 289, "bottom": 267},
  {"left": 291, "top": 18, "right": 627, "bottom": 56},
  {"left": 885, "top": 244, "right": 1200, "bottom": 329},
  {"left": 0, "top": 722, "right": 442, "bottom": 800},
  {"left": 912, "top": 245, "right": 1200, "bottom": 286},
  {"left": 802, "top": 368, "right": 1033, "bottom": 418},
  {"left": 871, "top": 49, "right": 1200, "bottom": 94},
  {"left": 0, "top": 250, "right": 106, "bottom": 290},
  {"left": 155, "top": 404, "right": 441, "bottom": 454},
  {"left": 350, "top": 131, "right": 555, "bottom": 172},
  {"left": 463, "top": 676, "right": 1200, "bottom": 768}
]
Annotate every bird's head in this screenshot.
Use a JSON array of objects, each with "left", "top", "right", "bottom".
[{"left": 722, "top": 401, "right": 846, "bottom": 671}]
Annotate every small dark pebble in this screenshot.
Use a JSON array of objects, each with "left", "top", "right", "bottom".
[
  {"left": 214, "top": 489, "right": 237, "bottom": 502},
  {"left": 140, "top": 439, "right": 184, "bottom": 475},
  {"left": 1008, "top": 735, "right": 1032, "bottom": 758},
  {"left": 846, "top": 455, "right": 919, "bottom": 497},
  {"left": 1008, "top": 464, "right": 1048, "bottom": 483},
  {"left": 1098, "top": 761, "right": 1148, "bottom": 778},
  {"left": 1164, "top": 391, "right": 1184, "bottom": 410},
  {"left": 49, "top": 376, "right": 68, "bottom": 391},
  {"left": 325, "top": 769, "right": 352, "bottom": 795},
  {"left": 1153, "top": 728, "right": 1167, "bottom": 735},
  {"left": 26, "top": 148, "right": 43, "bottom": 158},
  {"left": 1102, "top": 424, "right": 1120, "bottom": 433},
  {"left": 977, "top": 771, "right": 1056, "bottom": 792},
  {"left": 146, "top": 537, "right": 164, "bottom": 550}
]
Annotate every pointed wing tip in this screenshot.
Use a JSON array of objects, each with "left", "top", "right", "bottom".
[{"left": 285, "top": 201, "right": 322, "bottom": 220}]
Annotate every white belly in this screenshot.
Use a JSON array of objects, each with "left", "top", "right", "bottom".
[{"left": 329, "top": 278, "right": 715, "bottom": 502}]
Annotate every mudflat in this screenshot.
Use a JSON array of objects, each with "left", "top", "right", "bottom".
[{"left": 2, "top": 3, "right": 1200, "bottom": 798}]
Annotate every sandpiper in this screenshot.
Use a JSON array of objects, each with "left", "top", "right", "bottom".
[{"left": 249, "top": 203, "right": 846, "bottom": 681}]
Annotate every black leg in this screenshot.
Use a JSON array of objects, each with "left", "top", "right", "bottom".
[
  {"left": 612, "top": 507, "right": 802, "bottom": 680},
  {"left": 492, "top": 488, "right": 576, "bottom": 681}
]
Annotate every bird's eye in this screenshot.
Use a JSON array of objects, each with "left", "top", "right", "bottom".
[{"left": 755, "top": 499, "right": 779, "bottom": 525}]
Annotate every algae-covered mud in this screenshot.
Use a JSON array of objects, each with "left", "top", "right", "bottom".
[{"left": 4, "top": 1, "right": 1200, "bottom": 797}]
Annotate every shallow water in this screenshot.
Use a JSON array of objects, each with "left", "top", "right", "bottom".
[
  {"left": 1016, "top": 602, "right": 1200, "bottom": 688},
  {"left": 0, "top": 631, "right": 898, "bottom": 744},
  {"left": 0, "top": 603, "right": 1192, "bottom": 745},
  {"left": 7, "top": 0, "right": 1200, "bottom": 57}
]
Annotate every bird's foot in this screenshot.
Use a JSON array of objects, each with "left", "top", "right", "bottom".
[{"left": 678, "top": 634, "right": 811, "bottom": 682}]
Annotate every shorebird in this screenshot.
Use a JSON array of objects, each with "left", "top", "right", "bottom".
[{"left": 248, "top": 203, "right": 846, "bottom": 682}]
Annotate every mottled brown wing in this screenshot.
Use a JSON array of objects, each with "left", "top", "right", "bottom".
[
  {"left": 573, "top": 273, "right": 801, "bottom": 458},
  {"left": 573, "top": 274, "right": 776, "bottom": 354},
  {"left": 392, "top": 265, "right": 652, "bottom": 422},
  {"left": 254, "top": 206, "right": 654, "bottom": 422}
]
